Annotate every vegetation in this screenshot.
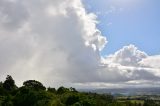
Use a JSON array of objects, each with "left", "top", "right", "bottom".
[{"left": 0, "top": 75, "right": 159, "bottom": 106}]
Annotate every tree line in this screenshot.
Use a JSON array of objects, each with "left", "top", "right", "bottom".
[{"left": 0, "top": 75, "right": 159, "bottom": 106}]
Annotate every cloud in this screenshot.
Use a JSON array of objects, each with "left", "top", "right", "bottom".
[
  {"left": 100, "top": 45, "right": 160, "bottom": 87},
  {"left": 103, "top": 45, "right": 148, "bottom": 66},
  {"left": 139, "top": 55, "right": 160, "bottom": 69},
  {"left": 0, "top": 0, "right": 29, "bottom": 30},
  {"left": 0, "top": 0, "right": 107, "bottom": 87}
]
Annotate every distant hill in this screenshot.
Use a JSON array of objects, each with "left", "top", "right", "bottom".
[{"left": 90, "top": 87, "right": 160, "bottom": 96}]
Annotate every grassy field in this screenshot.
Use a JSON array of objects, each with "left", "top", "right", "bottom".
[
  {"left": 116, "top": 96, "right": 145, "bottom": 106},
  {"left": 118, "top": 100, "right": 144, "bottom": 104}
]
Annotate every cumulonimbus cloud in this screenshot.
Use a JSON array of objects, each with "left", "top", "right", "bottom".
[{"left": 0, "top": 0, "right": 107, "bottom": 87}]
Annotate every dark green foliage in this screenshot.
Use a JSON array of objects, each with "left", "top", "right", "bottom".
[
  {"left": 1, "top": 95, "right": 13, "bottom": 106},
  {"left": 144, "top": 99, "right": 160, "bottom": 106},
  {"left": 3, "top": 75, "right": 16, "bottom": 91},
  {"left": 48, "top": 87, "right": 56, "bottom": 93},
  {"left": 65, "top": 94, "right": 79, "bottom": 105},
  {"left": 69, "top": 87, "right": 78, "bottom": 93},
  {"left": 0, "top": 82, "right": 7, "bottom": 96},
  {"left": 13, "top": 87, "right": 53, "bottom": 106},
  {"left": 57, "top": 86, "right": 69, "bottom": 94},
  {"left": 0, "top": 75, "right": 159, "bottom": 106},
  {"left": 23, "top": 80, "right": 46, "bottom": 90}
]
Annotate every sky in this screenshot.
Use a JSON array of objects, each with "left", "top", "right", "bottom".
[
  {"left": 83, "top": 0, "right": 160, "bottom": 56},
  {"left": 0, "top": 0, "right": 160, "bottom": 89}
]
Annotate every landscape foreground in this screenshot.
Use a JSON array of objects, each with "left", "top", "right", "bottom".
[{"left": 0, "top": 75, "right": 160, "bottom": 106}]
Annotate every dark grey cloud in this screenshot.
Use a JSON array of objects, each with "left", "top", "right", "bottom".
[{"left": 0, "top": 0, "right": 29, "bottom": 30}]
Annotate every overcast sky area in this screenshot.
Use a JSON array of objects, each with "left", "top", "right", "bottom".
[{"left": 0, "top": 0, "right": 160, "bottom": 89}]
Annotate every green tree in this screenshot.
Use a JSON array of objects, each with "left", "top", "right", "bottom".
[
  {"left": 57, "top": 86, "right": 69, "bottom": 94},
  {"left": 65, "top": 94, "right": 79, "bottom": 106},
  {"left": 0, "top": 82, "right": 7, "bottom": 95},
  {"left": 13, "top": 87, "right": 53, "bottom": 106},
  {"left": 47, "top": 87, "right": 56, "bottom": 93},
  {"left": 3, "top": 75, "right": 16, "bottom": 91},
  {"left": 23, "top": 80, "right": 46, "bottom": 90},
  {"left": 70, "top": 87, "right": 78, "bottom": 92},
  {"left": 1, "top": 95, "right": 13, "bottom": 106}
]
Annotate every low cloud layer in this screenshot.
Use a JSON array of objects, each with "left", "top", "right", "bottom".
[{"left": 0, "top": 0, "right": 159, "bottom": 88}]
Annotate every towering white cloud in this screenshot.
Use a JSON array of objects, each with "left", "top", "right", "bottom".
[{"left": 0, "top": 0, "right": 107, "bottom": 87}]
